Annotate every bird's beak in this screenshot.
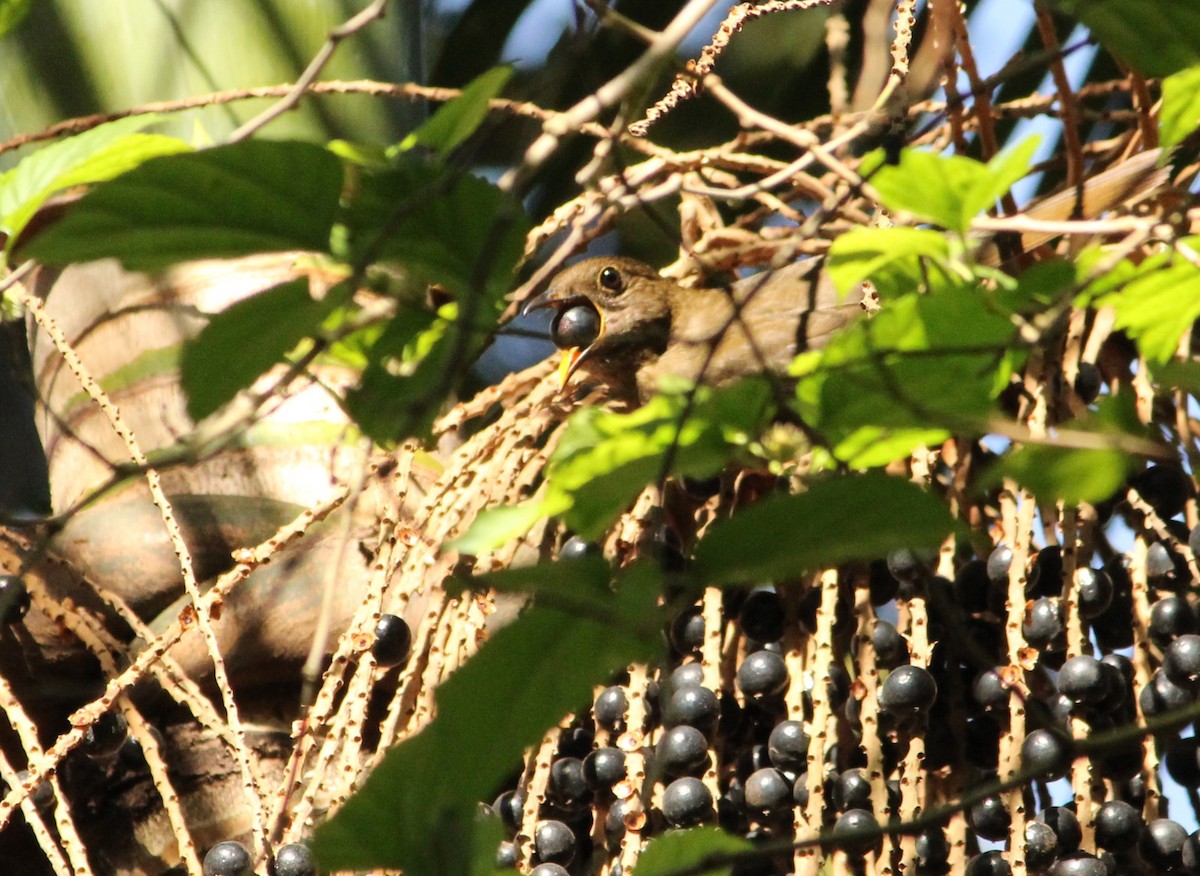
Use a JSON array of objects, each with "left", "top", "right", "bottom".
[
  {"left": 558, "top": 347, "right": 585, "bottom": 388},
  {"left": 521, "top": 289, "right": 556, "bottom": 317},
  {"left": 520, "top": 288, "right": 602, "bottom": 390}
]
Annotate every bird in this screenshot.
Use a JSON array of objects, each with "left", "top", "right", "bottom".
[
  {"left": 520, "top": 148, "right": 1174, "bottom": 405},
  {"left": 521, "top": 256, "right": 866, "bottom": 404}
]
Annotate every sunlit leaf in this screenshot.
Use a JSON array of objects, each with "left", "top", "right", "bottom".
[
  {"left": 451, "top": 501, "right": 546, "bottom": 556},
  {"left": 634, "top": 828, "right": 753, "bottom": 876},
  {"left": 180, "top": 278, "right": 347, "bottom": 421},
  {"left": 0, "top": 0, "right": 32, "bottom": 39},
  {"left": 1051, "top": 0, "right": 1200, "bottom": 76},
  {"left": 792, "top": 283, "right": 1018, "bottom": 466},
  {"left": 26, "top": 140, "right": 343, "bottom": 270},
  {"left": 862, "top": 140, "right": 1036, "bottom": 234},
  {"left": 1081, "top": 238, "right": 1200, "bottom": 365},
  {"left": 396, "top": 66, "right": 512, "bottom": 157},
  {"left": 0, "top": 116, "right": 190, "bottom": 251},
  {"left": 965, "top": 137, "right": 1040, "bottom": 220},
  {"left": 1162, "top": 65, "right": 1200, "bottom": 150},
  {"left": 343, "top": 302, "right": 476, "bottom": 442},
  {"left": 826, "top": 227, "right": 950, "bottom": 297},
  {"left": 313, "top": 563, "right": 663, "bottom": 874},
  {"left": 693, "top": 474, "right": 955, "bottom": 585},
  {"left": 991, "top": 444, "right": 1131, "bottom": 505}
]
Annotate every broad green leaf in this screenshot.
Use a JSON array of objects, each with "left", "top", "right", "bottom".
[
  {"left": 991, "top": 444, "right": 1130, "bottom": 505},
  {"left": 864, "top": 141, "right": 1036, "bottom": 234},
  {"left": 985, "top": 395, "right": 1144, "bottom": 504},
  {"left": 547, "top": 377, "right": 774, "bottom": 539},
  {"left": 469, "top": 555, "right": 611, "bottom": 601},
  {"left": 1051, "top": 0, "right": 1200, "bottom": 77},
  {"left": 0, "top": 116, "right": 190, "bottom": 250},
  {"left": 792, "top": 283, "right": 1019, "bottom": 466},
  {"left": 693, "top": 474, "right": 955, "bottom": 586},
  {"left": 454, "top": 379, "right": 775, "bottom": 552},
  {"left": 396, "top": 66, "right": 512, "bottom": 157},
  {"left": 994, "top": 258, "right": 1075, "bottom": 313},
  {"left": 0, "top": 0, "right": 32, "bottom": 38},
  {"left": 1162, "top": 65, "right": 1200, "bottom": 150},
  {"left": 866, "top": 148, "right": 988, "bottom": 231},
  {"left": 634, "top": 828, "right": 754, "bottom": 876},
  {"left": 26, "top": 140, "right": 344, "bottom": 270},
  {"left": 343, "top": 302, "right": 476, "bottom": 442},
  {"left": 313, "top": 563, "right": 663, "bottom": 874},
  {"left": 1151, "top": 360, "right": 1200, "bottom": 394},
  {"left": 964, "top": 137, "right": 1040, "bottom": 221},
  {"left": 826, "top": 227, "right": 950, "bottom": 297},
  {"left": 452, "top": 501, "right": 546, "bottom": 556},
  {"left": 340, "top": 157, "right": 529, "bottom": 299},
  {"left": 1082, "top": 238, "right": 1200, "bottom": 364},
  {"left": 180, "top": 278, "right": 346, "bottom": 421}
]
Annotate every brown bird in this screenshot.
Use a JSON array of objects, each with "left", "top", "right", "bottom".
[
  {"left": 522, "top": 256, "right": 866, "bottom": 403},
  {"left": 521, "top": 149, "right": 1173, "bottom": 404}
]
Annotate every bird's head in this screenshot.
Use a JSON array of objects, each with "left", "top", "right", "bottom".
[{"left": 522, "top": 257, "right": 674, "bottom": 388}]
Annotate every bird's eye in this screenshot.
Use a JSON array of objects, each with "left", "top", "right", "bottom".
[{"left": 597, "top": 266, "right": 624, "bottom": 292}]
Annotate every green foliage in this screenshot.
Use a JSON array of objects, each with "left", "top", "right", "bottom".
[
  {"left": 339, "top": 155, "right": 528, "bottom": 295},
  {"left": 1052, "top": 0, "right": 1200, "bottom": 77},
  {"left": 0, "top": 0, "right": 31, "bottom": 39},
  {"left": 693, "top": 474, "right": 956, "bottom": 586},
  {"left": 633, "top": 827, "right": 753, "bottom": 876},
  {"left": 459, "top": 377, "right": 775, "bottom": 551},
  {"left": 792, "top": 280, "right": 1020, "bottom": 467},
  {"left": 1161, "top": 65, "right": 1200, "bottom": 150},
  {"left": 862, "top": 138, "right": 1038, "bottom": 234},
  {"left": 25, "top": 140, "right": 343, "bottom": 270},
  {"left": 20, "top": 73, "right": 529, "bottom": 443},
  {"left": 312, "top": 560, "right": 664, "bottom": 874},
  {"left": 826, "top": 227, "right": 950, "bottom": 297},
  {"left": 395, "top": 66, "right": 513, "bottom": 157},
  {"left": 180, "top": 278, "right": 350, "bottom": 421},
  {"left": 0, "top": 116, "right": 190, "bottom": 258},
  {"left": 1077, "top": 237, "right": 1200, "bottom": 365}
]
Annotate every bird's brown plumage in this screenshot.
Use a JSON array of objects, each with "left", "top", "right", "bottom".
[{"left": 523, "top": 257, "right": 866, "bottom": 403}]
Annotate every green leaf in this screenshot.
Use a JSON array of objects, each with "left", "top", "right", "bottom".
[
  {"left": 826, "top": 227, "right": 950, "bottom": 297},
  {"left": 994, "top": 258, "right": 1075, "bottom": 313},
  {"left": 453, "top": 378, "right": 775, "bottom": 560},
  {"left": 1051, "top": 0, "right": 1200, "bottom": 77},
  {"left": 965, "top": 137, "right": 1040, "bottom": 220},
  {"left": 867, "top": 148, "right": 987, "bottom": 231},
  {"left": 180, "top": 278, "right": 346, "bottom": 421},
  {"left": 1162, "top": 65, "right": 1200, "bottom": 150},
  {"left": 1151, "top": 359, "right": 1200, "bottom": 394},
  {"left": 343, "top": 302, "right": 474, "bottom": 442},
  {"left": 341, "top": 157, "right": 529, "bottom": 298},
  {"left": 1082, "top": 239, "right": 1200, "bottom": 364},
  {"left": 548, "top": 378, "right": 774, "bottom": 539},
  {"left": 693, "top": 474, "right": 955, "bottom": 586},
  {"left": 864, "top": 141, "right": 1036, "bottom": 234},
  {"left": 25, "top": 140, "right": 344, "bottom": 271},
  {"left": 467, "top": 556, "right": 616, "bottom": 620},
  {"left": 0, "top": 116, "right": 191, "bottom": 251},
  {"left": 313, "top": 563, "right": 663, "bottom": 874},
  {"left": 0, "top": 0, "right": 32, "bottom": 38},
  {"left": 451, "top": 501, "right": 546, "bottom": 556},
  {"left": 791, "top": 283, "right": 1019, "bottom": 467},
  {"left": 634, "top": 828, "right": 754, "bottom": 876},
  {"left": 396, "top": 66, "right": 512, "bottom": 157},
  {"left": 985, "top": 395, "right": 1144, "bottom": 504},
  {"left": 991, "top": 444, "right": 1130, "bottom": 505}
]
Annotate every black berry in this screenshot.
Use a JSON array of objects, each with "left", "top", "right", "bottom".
[{"left": 372, "top": 614, "right": 412, "bottom": 668}]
